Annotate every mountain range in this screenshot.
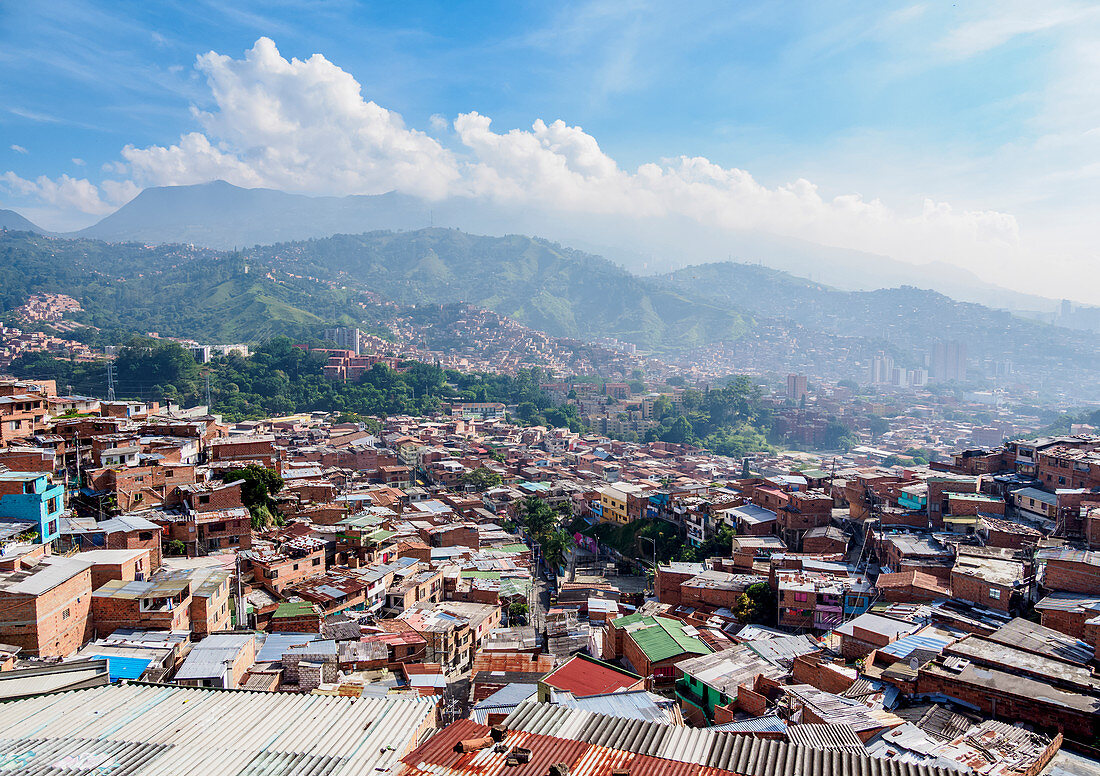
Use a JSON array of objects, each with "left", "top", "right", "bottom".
[
  {"left": 0, "top": 180, "right": 1076, "bottom": 314},
  {"left": 4, "top": 224, "right": 1097, "bottom": 401}
]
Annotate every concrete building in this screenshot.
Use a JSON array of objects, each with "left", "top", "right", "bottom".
[{"left": 0, "top": 471, "right": 65, "bottom": 543}]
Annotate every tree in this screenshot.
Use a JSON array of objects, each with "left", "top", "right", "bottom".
[
  {"left": 540, "top": 529, "right": 575, "bottom": 569},
  {"left": 166, "top": 539, "right": 186, "bottom": 557},
  {"left": 868, "top": 416, "right": 890, "bottom": 440},
  {"left": 518, "top": 495, "right": 557, "bottom": 538},
  {"left": 508, "top": 601, "right": 529, "bottom": 623},
  {"left": 662, "top": 416, "right": 694, "bottom": 444},
  {"left": 460, "top": 467, "right": 502, "bottom": 492},
  {"left": 517, "top": 496, "right": 573, "bottom": 568},
  {"left": 222, "top": 465, "right": 284, "bottom": 529},
  {"left": 735, "top": 582, "right": 777, "bottom": 626}
]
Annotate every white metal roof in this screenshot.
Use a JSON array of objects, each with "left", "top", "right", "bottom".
[{"left": 0, "top": 683, "right": 435, "bottom": 775}]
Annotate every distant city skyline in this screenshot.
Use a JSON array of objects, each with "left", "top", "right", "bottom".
[{"left": 2, "top": 1, "right": 1100, "bottom": 302}]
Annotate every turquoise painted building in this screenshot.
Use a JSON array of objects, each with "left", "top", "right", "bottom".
[{"left": 0, "top": 472, "right": 65, "bottom": 543}]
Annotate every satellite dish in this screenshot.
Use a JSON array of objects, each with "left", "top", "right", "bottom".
[{"left": 909, "top": 657, "right": 919, "bottom": 671}]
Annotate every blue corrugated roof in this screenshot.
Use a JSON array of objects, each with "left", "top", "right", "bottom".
[
  {"left": 93, "top": 654, "right": 151, "bottom": 681},
  {"left": 880, "top": 632, "right": 952, "bottom": 658},
  {"left": 709, "top": 715, "right": 787, "bottom": 733}
]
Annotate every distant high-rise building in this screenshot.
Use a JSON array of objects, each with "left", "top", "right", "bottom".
[
  {"left": 786, "top": 374, "right": 807, "bottom": 402},
  {"left": 907, "top": 368, "right": 928, "bottom": 387},
  {"left": 324, "top": 327, "right": 362, "bottom": 354},
  {"left": 869, "top": 353, "right": 894, "bottom": 384},
  {"left": 930, "top": 340, "right": 966, "bottom": 383}
]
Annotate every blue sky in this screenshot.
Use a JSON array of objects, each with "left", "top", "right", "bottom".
[{"left": 2, "top": 1, "right": 1099, "bottom": 300}]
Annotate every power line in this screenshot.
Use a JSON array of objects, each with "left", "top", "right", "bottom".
[{"left": 105, "top": 362, "right": 116, "bottom": 402}]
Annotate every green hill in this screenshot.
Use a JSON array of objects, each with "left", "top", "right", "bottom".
[
  {"left": 0, "top": 232, "right": 357, "bottom": 343},
  {"left": 249, "top": 229, "right": 751, "bottom": 350}
]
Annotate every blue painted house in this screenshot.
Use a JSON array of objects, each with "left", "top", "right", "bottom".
[{"left": 0, "top": 472, "right": 65, "bottom": 543}]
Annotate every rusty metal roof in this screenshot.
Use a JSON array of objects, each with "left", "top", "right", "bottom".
[{"left": 494, "top": 704, "right": 958, "bottom": 776}]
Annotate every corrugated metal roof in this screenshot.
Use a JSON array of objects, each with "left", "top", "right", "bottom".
[
  {"left": 708, "top": 716, "right": 787, "bottom": 734},
  {"left": 986, "top": 617, "right": 1094, "bottom": 665},
  {"left": 746, "top": 635, "right": 820, "bottom": 668},
  {"left": 498, "top": 703, "right": 958, "bottom": 776},
  {"left": 0, "top": 684, "right": 435, "bottom": 776},
  {"left": 92, "top": 655, "right": 151, "bottom": 681},
  {"left": 786, "top": 723, "right": 866, "bottom": 753},
  {"left": 553, "top": 690, "right": 680, "bottom": 724},
  {"left": 880, "top": 633, "right": 953, "bottom": 659}
]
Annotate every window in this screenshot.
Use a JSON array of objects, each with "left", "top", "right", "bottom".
[
  {"left": 989, "top": 589, "right": 1001, "bottom": 600},
  {"left": 312, "top": 558, "right": 321, "bottom": 566},
  {"left": 198, "top": 495, "right": 210, "bottom": 504},
  {"left": 62, "top": 608, "right": 70, "bottom": 620},
  {"left": 139, "top": 532, "right": 153, "bottom": 541},
  {"left": 794, "top": 592, "right": 808, "bottom": 602}
]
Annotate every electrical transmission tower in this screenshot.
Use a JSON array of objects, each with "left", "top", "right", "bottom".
[
  {"left": 106, "top": 363, "right": 116, "bottom": 401},
  {"left": 205, "top": 373, "right": 212, "bottom": 410}
]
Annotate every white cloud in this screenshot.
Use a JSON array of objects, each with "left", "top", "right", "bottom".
[
  {"left": 1, "top": 171, "right": 138, "bottom": 215},
  {"left": 72, "top": 157, "right": 86, "bottom": 166},
  {"left": 10, "top": 145, "right": 28, "bottom": 154},
  {"left": 2, "top": 172, "right": 113, "bottom": 214},
  {"left": 121, "top": 37, "right": 461, "bottom": 200},
  {"left": 3, "top": 37, "right": 1031, "bottom": 288},
  {"left": 938, "top": 1, "right": 1099, "bottom": 59}
]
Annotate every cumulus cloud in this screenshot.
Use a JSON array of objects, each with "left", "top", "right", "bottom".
[
  {"left": 122, "top": 37, "right": 461, "bottom": 200},
  {"left": 4, "top": 37, "right": 1022, "bottom": 270},
  {"left": 1, "top": 171, "right": 137, "bottom": 215}
]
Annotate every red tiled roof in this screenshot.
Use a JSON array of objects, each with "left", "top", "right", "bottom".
[{"left": 540, "top": 654, "right": 641, "bottom": 696}]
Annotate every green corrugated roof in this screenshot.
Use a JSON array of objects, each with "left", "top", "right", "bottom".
[
  {"left": 498, "top": 543, "right": 528, "bottom": 554},
  {"left": 499, "top": 579, "right": 532, "bottom": 598},
  {"left": 367, "top": 528, "right": 397, "bottom": 542},
  {"left": 273, "top": 600, "right": 316, "bottom": 618},
  {"left": 622, "top": 616, "right": 710, "bottom": 663},
  {"left": 462, "top": 570, "right": 503, "bottom": 580}
]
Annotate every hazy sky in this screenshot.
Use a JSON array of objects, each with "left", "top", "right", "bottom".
[{"left": 2, "top": 1, "right": 1099, "bottom": 301}]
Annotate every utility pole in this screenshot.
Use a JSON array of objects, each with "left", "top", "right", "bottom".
[
  {"left": 235, "top": 554, "right": 248, "bottom": 627},
  {"left": 106, "top": 362, "right": 116, "bottom": 402},
  {"left": 205, "top": 372, "right": 212, "bottom": 411}
]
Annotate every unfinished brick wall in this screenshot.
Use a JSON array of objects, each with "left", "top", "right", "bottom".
[
  {"left": 792, "top": 654, "right": 856, "bottom": 694},
  {"left": 950, "top": 572, "right": 1012, "bottom": 612},
  {"left": 1045, "top": 560, "right": 1100, "bottom": 595}
]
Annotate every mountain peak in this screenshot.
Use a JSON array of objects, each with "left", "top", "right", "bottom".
[{"left": 0, "top": 208, "right": 45, "bottom": 234}]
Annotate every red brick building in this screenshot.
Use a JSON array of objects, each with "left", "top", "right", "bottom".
[{"left": 0, "top": 556, "right": 94, "bottom": 656}]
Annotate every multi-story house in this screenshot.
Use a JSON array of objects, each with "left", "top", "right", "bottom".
[{"left": 0, "top": 471, "right": 65, "bottom": 543}]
